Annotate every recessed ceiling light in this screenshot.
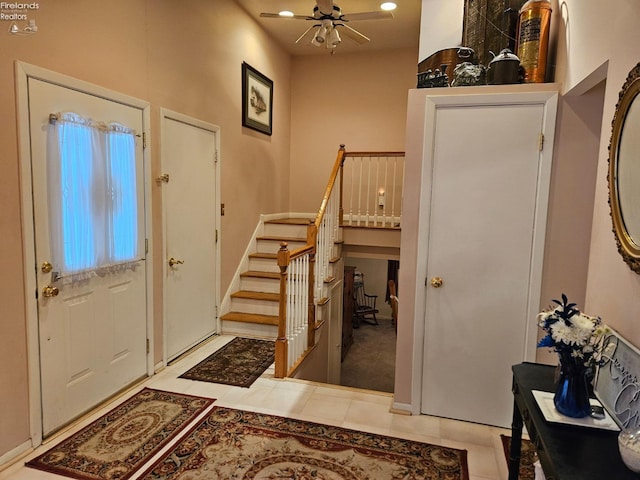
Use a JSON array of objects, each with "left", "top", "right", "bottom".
[
  {"left": 279, "top": 10, "right": 294, "bottom": 17},
  {"left": 380, "top": 2, "right": 397, "bottom": 11}
]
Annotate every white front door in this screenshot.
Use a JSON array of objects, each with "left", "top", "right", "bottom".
[
  {"left": 162, "top": 111, "right": 219, "bottom": 361},
  {"left": 28, "top": 78, "right": 148, "bottom": 436},
  {"left": 420, "top": 99, "right": 551, "bottom": 427}
]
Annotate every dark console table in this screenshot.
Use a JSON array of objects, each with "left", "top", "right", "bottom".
[{"left": 510, "top": 362, "right": 634, "bottom": 480}]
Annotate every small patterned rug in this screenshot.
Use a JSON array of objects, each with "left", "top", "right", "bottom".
[
  {"left": 139, "top": 406, "right": 470, "bottom": 479},
  {"left": 179, "top": 337, "right": 275, "bottom": 387},
  {"left": 500, "top": 434, "right": 537, "bottom": 480},
  {"left": 26, "top": 388, "right": 215, "bottom": 480}
]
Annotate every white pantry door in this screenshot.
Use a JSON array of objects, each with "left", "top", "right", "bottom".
[
  {"left": 28, "top": 78, "right": 148, "bottom": 436},
  {"left": 421, "top": 97, "right": 553, "bottom": 428},
  {"left": 162, "top": 112, "right": 218, "bottom": 360}
]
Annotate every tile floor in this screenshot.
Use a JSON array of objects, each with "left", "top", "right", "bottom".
[{"left": 0, "top": 335, "right": 516, "bottom": 480}]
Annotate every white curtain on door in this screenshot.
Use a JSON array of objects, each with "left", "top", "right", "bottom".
[{"left": 47, "top": 112, "right": 141, "bottom": 280}]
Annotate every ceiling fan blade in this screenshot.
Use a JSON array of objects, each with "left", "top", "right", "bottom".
[
  {"left": 316, "top": 0, "right": 334, "bottom": 16},
  {"left": 294, "top": 25, "right": 317, "bottom": 44},
  {"left": 336, "top": 24, "right": 370, "bottom": 45},
  {"left": 260, "top": 12, "right": 314, "bottom": 20},
  {"left": 341, "top": 11, "right": 394, "bottom": 21}
]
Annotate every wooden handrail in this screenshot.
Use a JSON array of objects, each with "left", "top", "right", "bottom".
[
  {"left": 315, "top": 145, "right": 346, "bottom": 229},
  {"left": 344, "top": 151, "right": 405, "bottom": 157},
  {"left": 288, "top": 243, "right": 314, "bottom": 260}
]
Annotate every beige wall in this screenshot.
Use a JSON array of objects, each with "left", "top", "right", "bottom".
[
  {"left": 0, "top": 0, "right": 292, "bottom": 458},
  {"left": 563, "top": 1, "right": 640, "bottom": 344},
  {"left": 289, "top": 49, "right": 418, "bottom": 213}
]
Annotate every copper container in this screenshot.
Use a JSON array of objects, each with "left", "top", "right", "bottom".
[{"left": 516, "top": 0, "right": 552, "bottom": 83}]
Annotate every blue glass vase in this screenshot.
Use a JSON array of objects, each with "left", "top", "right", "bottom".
[{"left": 553, "top": 357, "right": 591, "bottom": 418}]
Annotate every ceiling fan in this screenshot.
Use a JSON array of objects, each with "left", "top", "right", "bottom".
[{"left": 260, "top": 0, "right": 394, "bottom": 52}]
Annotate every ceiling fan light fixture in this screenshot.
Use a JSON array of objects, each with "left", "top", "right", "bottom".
[
  {"left": 278, "top": 10, "right": 294, "bottom": 17},
  {"left": 311, "top": 25, "right": 327, "bottom": 46},
  {"left": 381, "top": 2, "right": 397, "bottom": 11},
  {"left": 327, "top": 26, "right": 341, "bottom": 48}
]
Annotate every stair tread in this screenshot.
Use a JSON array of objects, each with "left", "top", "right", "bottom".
[
  {"left": 231, "top": 290, "right": 279, "bottom": 302},
  {"left": 265, "top": 218, "right": 313, "bottom": 225},
  {"left": 221, "top": 311, "right": 279, "bottom": 326},
  {"left": 257, "top": 235, "right": 307, "bottom": 242},
  {"left": 240, "top": 270, "right": 280, "bottom": 280},
  {"left": 249, "top": 252, "right": 278, "bottom": 259}
]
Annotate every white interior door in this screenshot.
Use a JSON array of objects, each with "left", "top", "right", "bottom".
[
  {"left": 162, "top": 112, "right": 218, "bottom": 360},
  {"left": 28, "top": 78, "right": 148, "bottom": 436},
  {"left": 421, "top": 101, "right": 548, "bottom": 427}
]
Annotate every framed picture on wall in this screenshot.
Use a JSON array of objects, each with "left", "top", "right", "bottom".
[{"left": 242, "top": 62, "right": 273, "bottom": 135}]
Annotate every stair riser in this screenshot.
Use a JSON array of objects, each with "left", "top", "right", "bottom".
[
  {"left": 248, "top": 257, "right": 280, "bottom": 273},
  {"left": 230, "top": 298, "right": 279, "bottom": 316},
  {"left": 240, "top": 276, "right": 280, "bottom": 294},
  {"left": 221, "top": 320, "right": 278, "bottom": 340},
  {"left": 256, "top": 239, "right": 307, "bottom": 254},
  {"left": 264, "top": 223, "right": 310, "bottom": 238}
]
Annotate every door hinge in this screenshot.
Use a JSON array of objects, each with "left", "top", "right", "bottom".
[
  {"left": 156, "top": 173, "right": 170, "bottom": 184},
  {"left": 146, "top": 338, "right": 150, "bottom": 354},
  {"left": 538, "top": 133, "right": 544, "bottom": 151},
  {"left": 145, "top": 238, "right": 149, "bottom": 254},
  {"left": 214, "top": 150, "right": 219, "bottom": 163},
  {"left": 215, "top": 229, "right": 218, "bottom": 243},
  {"left": 142, "top": 132, "right": 147, "bottom": 149}
]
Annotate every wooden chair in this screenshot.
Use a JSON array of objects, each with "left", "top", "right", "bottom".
[
  {"left": 353, "top": 271, "right": 378, "bottom": 326},
  {"left": 388, "top": 279, "right": 398, "bottom": 334}
]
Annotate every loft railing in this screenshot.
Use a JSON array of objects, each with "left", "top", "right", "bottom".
[
  {"left": 274, "top": 145, "right": 403, "bottom": 378},
  {"left": 342, "top": 151, "right": 404, "bottom": 228}
]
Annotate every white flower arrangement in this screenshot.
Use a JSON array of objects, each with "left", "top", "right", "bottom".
[{"left": 537, "top": 294, "right": 610, "bottom": 368}]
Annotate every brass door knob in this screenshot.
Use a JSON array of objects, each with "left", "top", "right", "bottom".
[
  {"left": 41, "top": 261, "right": 53, "bottom": 273},
  {"left": 168, "top": 257, "right": 184, "bottom": 267},
  {"left": 42, "top": 285, "right": 59, "bottom": 297},
  {"left": 430, "top": 277, "right": 443, "bottom": 288}
]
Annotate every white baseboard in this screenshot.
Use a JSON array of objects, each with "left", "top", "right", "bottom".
[
  {"left": 0, "top": 439, "right": 32, "bottom": 473},
  {"left": 391, "top": 401, "right": 415, "bottom": 415}
]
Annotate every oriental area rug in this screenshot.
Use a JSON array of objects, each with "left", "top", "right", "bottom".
[
  {"left": 500, "top": 434, "right": 536, "bottom": 480},
  {"left": 179, "top": 336, "right": 275, "bottom": 387},
  {"left": 26, "top": 388, "right": 215, "bottom": 480},
  {"left": 139, "top": 406, "right": 470, "bottom": 480}
]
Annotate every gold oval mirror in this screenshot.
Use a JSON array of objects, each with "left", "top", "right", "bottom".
[{"left": 609, "top": 63, "right": 640, "bottom": 273}]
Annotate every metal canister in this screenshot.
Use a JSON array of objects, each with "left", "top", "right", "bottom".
[{"left": 516, "top": 0, "right": 552, "bottom": 83}]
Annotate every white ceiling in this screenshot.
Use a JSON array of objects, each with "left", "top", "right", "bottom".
[{"left": 235, "top": 0, "right": 422, "bottom": 56}]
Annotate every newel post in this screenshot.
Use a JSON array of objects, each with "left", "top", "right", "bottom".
[{"left": 275, "top": 242, "right": 290, "bottom": 378}]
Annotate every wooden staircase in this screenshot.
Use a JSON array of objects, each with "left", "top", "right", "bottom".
[{"left": 220, "top": 217, "right": 313, "bottom": 339}]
